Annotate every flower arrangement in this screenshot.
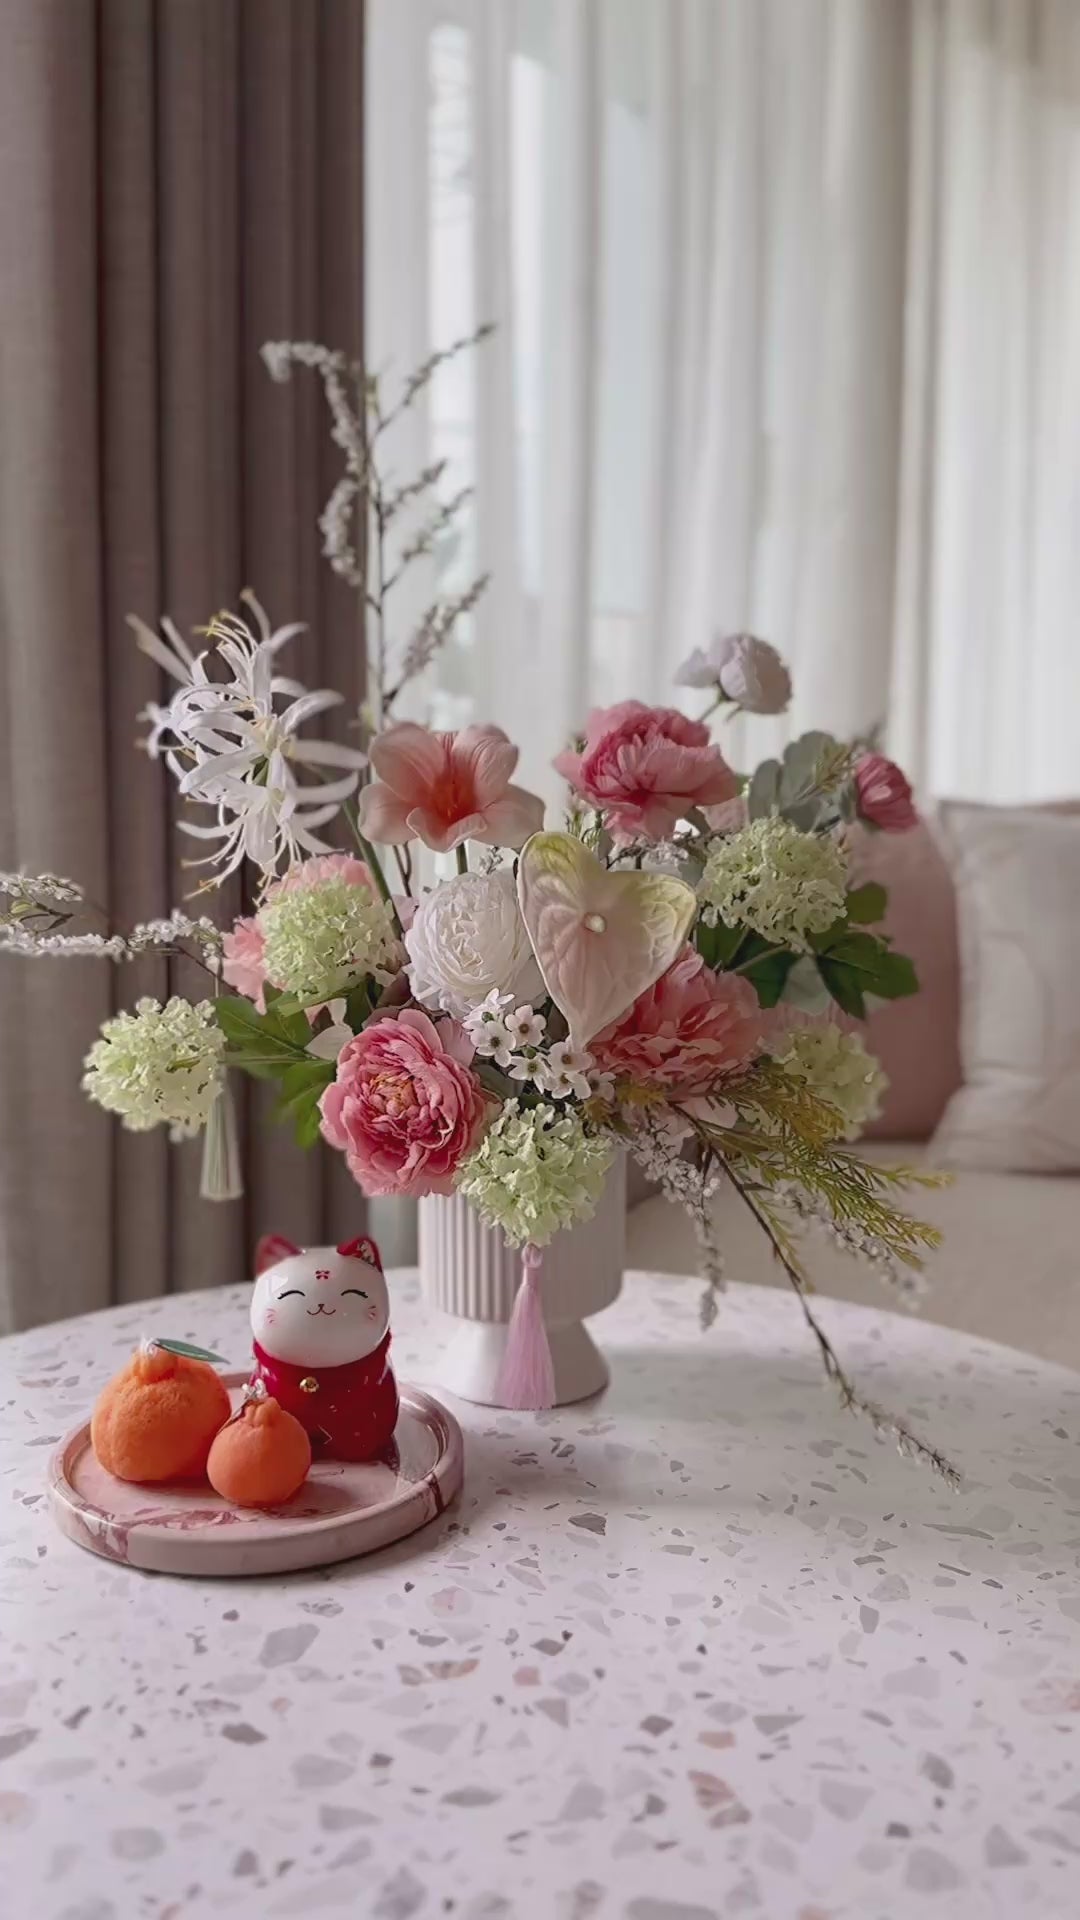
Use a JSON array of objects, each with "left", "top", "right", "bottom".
[{"left": 1, "top": 330, "right": 955, "bottom": 1479}]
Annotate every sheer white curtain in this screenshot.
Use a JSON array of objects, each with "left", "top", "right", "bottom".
[{"left": 366, "top": 0, "right": 1080, "bottom": 806}]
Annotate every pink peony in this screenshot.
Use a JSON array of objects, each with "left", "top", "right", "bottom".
[
  {"left": 357, "top": 722, "right": 545, "bottom": 853},
  {"left": 590, "top": 944, "right": 764, "bottom": 1092},
  {"left": 554, "top": 701, "right": 738, "bottom": 840},
  {"left": 854, "top": 754, "right": 918, "bottom": 833},
  {"left": 220, "top": 854, "right": 378, "bottom": 1010},
  {"left": 319, "top": 1008, "right": 489, "bottom": 1197}
]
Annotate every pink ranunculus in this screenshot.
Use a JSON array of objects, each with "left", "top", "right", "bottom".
[
  {"left": 854, "top": 754, "right": 918, "bottom": 833},
  {"left": 357, "top": 722, "right": 545, "bottom": 853},
  {"left": 220, "top": 854, "right": 379, "bottom": 1010},
  {"left": 319, "top": 1008, "right": 489, "bottom": 1198},
  {"left": 589, "top": 944, "right": 765, "bottom": 1093},
  {"left": 554, "top": 701, "right": 739, "bottom": 840}
]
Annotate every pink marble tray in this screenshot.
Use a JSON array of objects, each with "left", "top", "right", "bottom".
[{"left": 47, "top": 1375, "right": 464, "bottom": 1577}]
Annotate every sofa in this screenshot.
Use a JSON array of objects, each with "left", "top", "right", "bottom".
[{"left": 626, "top": 817, "right": 1080, "bottom": 1367}]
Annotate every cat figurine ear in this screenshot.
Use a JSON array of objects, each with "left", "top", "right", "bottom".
[
  {"left": 337, "top": 1234, "right": 383, "bottom": 1271},
  {"left": 255, "top": 1233, "right": 301, "bottom": 1276}
]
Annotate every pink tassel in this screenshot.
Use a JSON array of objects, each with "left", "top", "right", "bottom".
[{"left": 496, "top": 1244, "right": 555, "bottom": 1411}]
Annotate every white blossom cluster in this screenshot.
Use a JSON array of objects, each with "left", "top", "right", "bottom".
[
  {"left": 261, "top": 342, "right": 366, "bottom": 591},
  {"left": 0, "top": 910, "right": 223, "bottom": 965},
  {"left": 627, "top": 1116, "right": 726, "bottom": 1326},
  {"left": 0, "top": 871, "right": 84, "bottom": 907},
  {"left": 778, "top": 1181, "right": 929, "bottom": 1308},
  {"left": 462, "top": 990, "right": 613, "bottom": 1101}
]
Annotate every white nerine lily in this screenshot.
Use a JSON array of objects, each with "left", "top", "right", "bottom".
[{"left": 133, "top": 592, "right": 368, "bottom": 884}]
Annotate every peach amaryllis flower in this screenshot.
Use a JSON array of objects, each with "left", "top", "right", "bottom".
[{"left": 357, "top": 723, "right": 544, "bottom": 853}]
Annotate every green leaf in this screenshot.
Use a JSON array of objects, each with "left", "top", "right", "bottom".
[
  {"left": 271, "top": 1057, "right": 335, "bottom": 1146},
  {"left": 695, "top": 919, "right": 746, "bottom": 969},
  {"left": 153, "top": 1338, "right": 229, "bottom": 1366},
  {"left": 294, "top": 1102, "right": 324, "bottom": 1149},
  {"left": 215, "top": 994, "right": 314, "bottom": 1076},
  {"left": 816, "top": 930, "right": 919, "bottom": 1017},
  {"left": 844, "top": 881, "right": 887, "bottom": 926},
  {"left": 344, "top": 982, "right": 375, "bottom": 1028},
  {"left": 276, "top": 1058, "right": 335, "bottom": 1110},
  {"left": 817, "top": 956, "right": 867, "bottom": 1019},
  {"left": 725, "top": 932, "right": 798, "bottom": 1008}
]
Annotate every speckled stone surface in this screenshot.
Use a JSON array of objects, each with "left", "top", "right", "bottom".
[{"left": 4, "top": 1270, "right": 1080, "bottom": 1919}]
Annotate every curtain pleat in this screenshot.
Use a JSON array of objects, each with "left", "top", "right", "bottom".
[{"left": 0, "top": 0, "right": 369, "bottom": 1332}]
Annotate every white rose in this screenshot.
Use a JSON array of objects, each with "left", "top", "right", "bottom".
[
  {"left": 405, "top": 871, "right": 545, "bottom": 1016},
  {"left": 675, "top": 632, "right": 791, "bottom": 714}
]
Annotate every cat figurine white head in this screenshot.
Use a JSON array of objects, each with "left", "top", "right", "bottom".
[{"left": 250, "top": 1234, "right": 389, "bottom": 1369}]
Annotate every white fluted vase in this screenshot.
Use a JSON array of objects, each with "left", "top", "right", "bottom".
[{"left": 418, "top": 1157, "right": 626, "bottom": 1407}]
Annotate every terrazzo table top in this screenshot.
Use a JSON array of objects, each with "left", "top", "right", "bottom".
[{"left": 4, "top": 1269, "right": 1080, "bottom": 1920}]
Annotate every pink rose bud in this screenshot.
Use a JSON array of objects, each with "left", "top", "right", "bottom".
[
  {"left": 675, "top": 633, "right": 792, "bottom": 715},
  {"left": 854, "top": 754, "right": 918, "bottom": 833}
]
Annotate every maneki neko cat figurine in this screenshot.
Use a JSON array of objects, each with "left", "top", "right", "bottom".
[{"left": 249, "top": 1234, "right": 399, "bottom": 1461}]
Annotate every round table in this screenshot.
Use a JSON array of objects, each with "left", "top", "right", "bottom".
[{"left": 3, "top": 1270, "right": 1080, "bottom": 1920}]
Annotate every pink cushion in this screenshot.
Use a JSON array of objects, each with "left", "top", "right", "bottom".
[{"left": 848, "top": 822, "right": 962, "bottom": 1140}]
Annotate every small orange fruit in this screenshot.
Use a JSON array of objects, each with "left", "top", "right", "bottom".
[
  {"left": 91, "top": 1343, "right": 231, "bottom": 1483},
  {"left": 207, "top": 1395, "right": 311, "bottom": 1508}
]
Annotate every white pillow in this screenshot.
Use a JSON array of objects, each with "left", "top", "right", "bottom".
[{"left": 932, "top": 803, "right": 1080, "bottom": 1171}]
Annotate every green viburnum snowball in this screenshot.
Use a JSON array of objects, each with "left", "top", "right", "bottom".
[
  {"left": 83, "top": 997, "right": 224, "bottom": 1139},
  {"left": 455, "top": 1101, "right": 615, "bottom": 1248},
  {"left": 699, "top": 816, "right": 847, "bottom": 953},
  {"left": 259, "top": 876, "right": 398, "bottom": 1002}
]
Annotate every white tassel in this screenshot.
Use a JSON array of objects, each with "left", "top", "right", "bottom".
[{"left": 200, "top": 1079, "right": 243, "bottom": 1201}]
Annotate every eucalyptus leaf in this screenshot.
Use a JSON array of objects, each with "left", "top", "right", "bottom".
[{"left": 747, "top": 759, "right": 781, "bottom": 821}]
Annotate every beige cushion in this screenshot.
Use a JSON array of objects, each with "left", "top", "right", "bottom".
[
  {"left": 628, "top": 1142, "right": 1080, "bottom": 1367},
  {"left": 931, "top": 803, "right": 1080, "bottom": 1171}
]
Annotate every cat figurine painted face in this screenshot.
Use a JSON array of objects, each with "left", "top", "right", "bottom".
[{"left": 251, "top": 1234, "right": 390, "bottom": 1371}]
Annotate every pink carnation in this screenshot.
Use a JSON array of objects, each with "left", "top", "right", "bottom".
[
  {"left": 220, "top": 854, "right": 378, "bottom": 1010},
  {"left": 854, "top": 754, "right": 918, "bottom": 833},
  {"left": 590, "top": 945, "right": 764, "bottom": 1092},
  {"left": 319, "top": 1008, "right": 489, "bottom": 1198},
  {"left": 554, "top": 701, "right": 738, "bottom": 840}
]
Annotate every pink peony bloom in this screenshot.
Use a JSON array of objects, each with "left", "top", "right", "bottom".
[
  {"left": 319, "top": 1007, "right": 489, "bottom": 1198},
  {"left": 357, "top": 723, "right": 545, "bottom": 853},
  {"left": 854, "top": 754, "right": 918, "bottom": 833},
  {"left": 590, "top": 944, "right": 764, "bottom": 1093},
  {"left": 555, "top": 702, "right": 738, "bottom": 840},
  {"left": 220, "top": 854, "right": 378, "bottom": 1010}
]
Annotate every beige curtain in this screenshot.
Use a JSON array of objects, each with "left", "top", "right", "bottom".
[{"left": 0, "top": 0, "right": 373, "bottom": 1333}]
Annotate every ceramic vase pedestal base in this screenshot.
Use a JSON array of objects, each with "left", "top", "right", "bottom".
[
  {"left": 437, "top": 1315, "right": 609, "bottom": 1409},
  {"left": 418, "top": 1158, "right": 626, "bottom": 1410}
]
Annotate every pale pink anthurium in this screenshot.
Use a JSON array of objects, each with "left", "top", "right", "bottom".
[{"left": 516, "top": 831, "right": 697, "bottom": 1050}]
